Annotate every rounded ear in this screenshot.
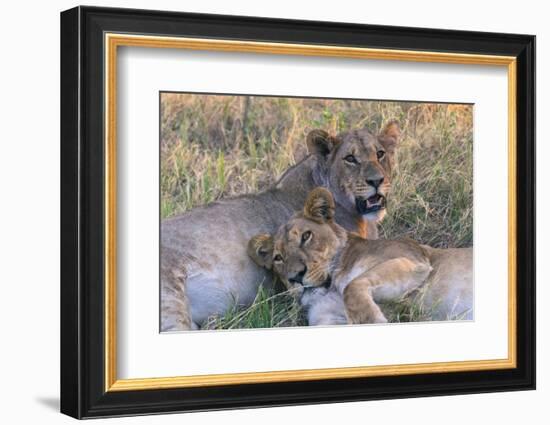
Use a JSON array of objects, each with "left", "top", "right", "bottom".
[
  {"left": 378, "top": 120, "right": 400, "bottom": 153},
  {"left": 247, "top": 234, "right": 274, "bottom": 269},
  {"left": 304, "top": 187, "right": 335, "bottom": 223},
  {"left": 306, "top": 129, "right": 340, "bottom": 159}
]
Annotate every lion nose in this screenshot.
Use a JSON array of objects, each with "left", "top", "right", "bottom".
[
  {"left": 366, "top": 177, "right": 384, "bottom": 189},
  {"left": 289, "top": 268, "right": 307, "bottom": 285}
]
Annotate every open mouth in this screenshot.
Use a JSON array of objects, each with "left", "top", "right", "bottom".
[{"left": 355, "top": 194, "right": 386, "bottom": 215}]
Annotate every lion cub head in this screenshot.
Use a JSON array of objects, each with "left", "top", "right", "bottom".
[
  {"left": 248, "top": 188, "right": 347, "bottom": 292},
  {"left": 308, "top": 121, "right": 400, "bottom": 223}
]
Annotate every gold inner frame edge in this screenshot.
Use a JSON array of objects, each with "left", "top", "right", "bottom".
[{"left": 104, "top": 33, "right": 518, "bottom": 392}]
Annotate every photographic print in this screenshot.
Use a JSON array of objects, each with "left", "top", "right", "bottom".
[
  {"left": 61, "top": 8, "right": 535, "bottom": 417},
  {"left": 160, "top": 93, "right": 474, "bottom": 332}
]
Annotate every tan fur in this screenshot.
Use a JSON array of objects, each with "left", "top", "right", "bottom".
[
  {"left": 249, "top": 188, "right": 473, "bottom": 325},
  {"left": 314, "top": 124, "right": 399, "bottom": 228},
  {"left": 341, "top": 257, "right": 432, "bottom": 324},
  {"left": 356, "top": 217, "right": 368, "bottom": 239},
  {"left": 413, "top": 246, "right": 473, "bottom": 320},
  {"left": 162, "top": 122, "right": 400, "bottom": 330},
  {"left": 160, "top": 246, "right": 193, "bottom": 331}
]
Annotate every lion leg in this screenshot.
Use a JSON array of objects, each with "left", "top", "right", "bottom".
[
  {"left": 343, "top": 281, "right": 387, "bottom": 324},
  {"left": 302, "top": 288, "right": 348, "bottom": 326},
  {"left": 341, "top": 257, "right": 432, "bottom": 324},
  {"left": 160, "top": 247, "right": 193, "bottom": 332},
  {"left": 161, "top": 269, "right": 194, "bottom": 331}
]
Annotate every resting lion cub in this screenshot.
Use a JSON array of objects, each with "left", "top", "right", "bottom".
[
  {"left": 162, "top": 122, "right": 401, "bottom": 330},
  {"left": 249, "top": 188, "right": 473, "bottom": 325}
]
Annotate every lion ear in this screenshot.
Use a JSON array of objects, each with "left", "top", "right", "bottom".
[
  {"left": 378, "top": 120, "right": 400, "bottom": 153},
  {"left": 307, "top": 129, "right": 340, "bottom": 159},
  {"left": 304, "top": 187, "right": 335, "bottom": 223},
  {"left": 248, "top": 234, "right": 274, "bottom": 269}
]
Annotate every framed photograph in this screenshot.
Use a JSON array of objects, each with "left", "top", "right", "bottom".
[{"left": 60, "top": 6, "right": 535, "bottom": 419}]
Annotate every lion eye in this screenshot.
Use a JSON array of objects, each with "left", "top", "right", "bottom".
[
  {"left": 273, "top": 254, "right": 283, "bottom": 263},
  {"left": 344, "top": 154, "right": 358, "bottom": 164},
  {"left": 376, "top": 150, "right": 385, "bottom": 160},
  {"left": 301, "top": 231, "right": 312, "bottom": 244}
]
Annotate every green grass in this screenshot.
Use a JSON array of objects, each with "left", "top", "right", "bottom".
[
  {"left": 161, "top": 94, "right": 473, "bottom": 328},
  {"left": 202, "top": 285, "right": 307, "bottom": 330}
]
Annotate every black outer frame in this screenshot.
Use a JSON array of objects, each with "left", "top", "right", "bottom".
[{"left": 60, "top": 5, "right": 536, "bottom": 419}]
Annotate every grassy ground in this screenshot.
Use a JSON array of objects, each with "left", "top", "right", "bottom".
[{"left": 161, "top": 93, "right": 473, "bottom": 328}]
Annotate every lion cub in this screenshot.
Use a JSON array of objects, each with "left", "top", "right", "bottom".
[{"left": 248, "top": 187, "right": 473, "bottom": 325}]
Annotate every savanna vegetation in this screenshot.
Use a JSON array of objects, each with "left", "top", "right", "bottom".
[{"left": 161, "top": 93, "right": 473, "bottom": 329}]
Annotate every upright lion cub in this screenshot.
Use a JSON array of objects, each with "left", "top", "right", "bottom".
[{"left": 249, "top": 188, "right": 473, "bottom": 325}]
